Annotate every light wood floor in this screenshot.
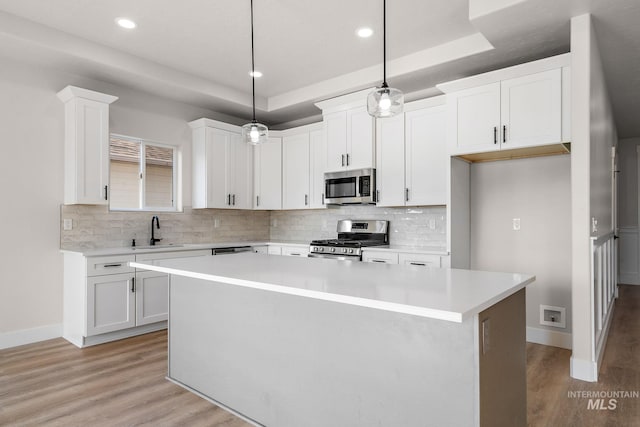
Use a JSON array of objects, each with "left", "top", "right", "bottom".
[{"left": 1, "top": 285, "right": 638, "bottom": 427}]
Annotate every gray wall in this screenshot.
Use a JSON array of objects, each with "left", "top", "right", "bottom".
[
  {"left": 617, "top": 137, "right": 640, "bottom": 227},
  {"left": 470, "top": 155, "right": 572, "bottom": 335}
]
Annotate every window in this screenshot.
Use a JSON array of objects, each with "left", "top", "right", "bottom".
[{"left": 109, "top": 134, "right": 179, "bottom": 211}]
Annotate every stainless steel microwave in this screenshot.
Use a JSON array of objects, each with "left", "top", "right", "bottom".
[{"left": 324, "top": 168, "right": 376, "bottom": 205}]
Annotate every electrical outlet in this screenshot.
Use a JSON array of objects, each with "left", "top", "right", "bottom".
[
  {"left": 512, "top": 218, "right": 521, "bottom": 231},
  {"left": 428, "top": 219, "right": 436, "bottom": 230},
  {"left": 592, "top": 217, "right": 598, "bottom": 233},
  {"left": 63, "top": 219, "right": 73, "bottom": 230},
  {"left": 540, "top": 305, "right": 566, "bottom": 328},
  {"left": 214, "top": 219, "right": 220, "bottom": 228}
]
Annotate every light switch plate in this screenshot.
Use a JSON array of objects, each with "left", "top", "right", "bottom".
[
  {"left": 512, "top": 218, "right": 521, "bottom": 231},
  {"left": 214, "top": 219, "right": 220, "bottom": 228},
  {"left": 63, "top": 219, "right": 73, "bottom": 230}
]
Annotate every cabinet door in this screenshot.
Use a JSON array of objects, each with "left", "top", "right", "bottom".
[
  {"left": 376, "top": 114, "right": 406, "bottom": 207},
  {"left": 135, "top": 270, "right": 169, "bottom": 326},
  {"left": 282, "top": 133, "right": 311, "bottom": 210},
  {"left": 69, "top": 98, "right": 111, "bottom": 205},
  {"left": 500, "top": 69, "right": 562, "bottom": 149},
  {"left": 309, "top": 129, "right": 327, "bottom": 209},
  {"left": 231, "top": 132, "right": 253, "bottom": 209},
  {"left": 206, "top": 127, "right": 231, "bottom": 208},
  {"left": 281, "top": 246, "right": 309, "bottom": 257},
  {"left": 346, "top": 107, "right": 375, "bottom": 170},
  {"left": 267, "top": 245, "right": 282, "bottom": 255},
  {"left": 324, "top": 111, "right": 347, "bottom": 172},
  {"left": 87, "top": 273, "right": 135, "bottom": 336},
  {"left": 405, "top": 105, "right": 447, "bottom": 206},
  {"left": 398, "top": 253, "right": 441, "bottom": 267},
  {"left": 448, "top": 82, "right": 500, "bottom": 155},
  {"left": 361, "top": 251, "right": 399, "bottom": 264},
  {"left": 254, "top": 137, "right": 282, "bottom": 210}
]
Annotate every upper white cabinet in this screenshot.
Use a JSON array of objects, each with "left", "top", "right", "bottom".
[
  {"left": 376, "top": 98, "right": 447, "bottom": 207},
  {"left": 281, "top": 124, "right": 325, "bottom": 210},
  {"left": 438, "top": 54, "right": 570, "bottom": 157},
  {"left": 316, "top": 90, "right": 375, "bottom": 172},
  {"left": 190, "top": 119, "right": 253, "bottom": 209},
  {"left": 57, "top": 86, "right": 118, "bottom": 205},
  {"left": 254, "top": 136, "right": 282, "bottom": 210},
  {"left": 283, "top": 133, "right": 310, "bottom": 209}
]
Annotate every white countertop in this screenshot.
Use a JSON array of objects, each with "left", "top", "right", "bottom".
[
  {"left": 61, "top": 240, "right": 309, "bottom": 257},
  {"left": 131, "top": 253, "right": 534, "bottom": 323}
]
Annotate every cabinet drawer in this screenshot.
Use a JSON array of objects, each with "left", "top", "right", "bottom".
[
  {"left": 135, "top": 250, "right": 210, "bottom": 264},
  {"left": 398, "top": 253, "right": 441, "bottom": 267},
  {"left": 267, "top": 246, "right": 282, "bottom": 255},
  {"left": 86, "top": 255, "right": 135, "bottom": 277},
  {"left": 281, "top": 246, "right": 309, "bottom": 257},
  {"left": 252, "top": 246, "right": 268, "bottom": 254},
  {"left": 362, "top": 251, "right": 399, "bottom": 264}
]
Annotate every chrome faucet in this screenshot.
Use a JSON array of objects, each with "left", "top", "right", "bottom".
[{"left": 150, "top": 216, "right": 162, "bottom": 246}]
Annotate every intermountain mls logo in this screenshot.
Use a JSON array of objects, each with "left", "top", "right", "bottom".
[{"left": 567, "top": 390, "right": 640, "bottom": 410}]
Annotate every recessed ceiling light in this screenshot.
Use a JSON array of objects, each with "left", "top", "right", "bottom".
[
  {"left": 115, "top": 17, "right": 136, "bottom": 29},
  {"left": 249, "top": 70, "right": 263, "bottom": 78},
  {"left": 357, "top": 27, "right": 374, "bottom": 38}
]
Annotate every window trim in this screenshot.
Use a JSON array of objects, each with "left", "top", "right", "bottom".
[{"left": 109, "top": 133, "right": 181, "bottom": 212}]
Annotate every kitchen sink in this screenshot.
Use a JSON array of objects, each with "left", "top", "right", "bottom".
[{"left": 132, "top": 244, "right": 184, "bottom": 250}]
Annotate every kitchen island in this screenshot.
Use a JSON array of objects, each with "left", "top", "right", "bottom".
[{"left": 131, "top": 253, "right": 535, "bottom": 427}]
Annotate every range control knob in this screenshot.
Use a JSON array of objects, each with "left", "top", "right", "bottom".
[
  {"left": 342, "top": 248, "right": 347, "bottom": 253},
  {"left": 319, "top": 247, "right": 324, "bottom": 252},
  {"left": 348, "top": 248, "right": 354, "bottom": 254},
  {"left": 330, "top": 247, "right": 335, "bottom": 253}
]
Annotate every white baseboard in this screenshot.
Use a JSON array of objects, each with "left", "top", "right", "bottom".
[
  {"left": 570, "top": 356, "right": 598, "bottom": 382},
  {"left": 0, "top": 323, "right": 62, "bottom": 350},
  {"left": 526, "top": 326, "right": 572, "bottom": 349},
  {"left": 618, "top": 274, "right": 640, "bottom": 285}
]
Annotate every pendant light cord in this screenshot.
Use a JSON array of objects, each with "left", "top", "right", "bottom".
[
  {"left": 382, "top": 0, "right": 387, "bottom": 88},
  {"left": 250, "top": 0, "right": 256, "bottom": 122}
]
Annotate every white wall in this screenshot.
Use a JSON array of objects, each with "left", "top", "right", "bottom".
[
  {"left": 0, "top": 58, "right": 238, "bottom": 345},
  {"left": 617, "top": 138, "right": 640, "bottom": 284},
  {"left": 470, "top": 155, "right": 572, "bottom": 347},
  {"left": 570, "top": 14, "right": 618, "bottom": 381}
]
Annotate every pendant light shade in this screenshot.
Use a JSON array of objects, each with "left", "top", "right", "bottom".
[
  {"left": 242, "top": 0, "right": 268, "bottom": 145},
  {"left": 367, "top": 0, "right": 403, "bottom": 118},
  {"left": 242, "top": 121, "right": 268, "bottom": 145}
]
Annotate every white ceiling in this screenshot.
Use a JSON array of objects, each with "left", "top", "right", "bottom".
[{"left": 0, "top": 0, "right": 639, "bottom": 136}]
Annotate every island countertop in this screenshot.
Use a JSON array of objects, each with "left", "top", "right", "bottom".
[{"left": 131, "top": 252, "right": 534, "bottom": 322}]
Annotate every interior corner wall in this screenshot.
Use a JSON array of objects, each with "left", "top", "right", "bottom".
[
  {"left": 0, "top": 58, "right": 227, "bottom": 345},
  {"left": 469, "top": 155, "right": 572, "bottom": 345},
  {"left": 569, "top": 14, "right": 618, "bottom": 382}
]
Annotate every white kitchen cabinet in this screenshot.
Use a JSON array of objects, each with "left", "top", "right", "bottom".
[
  {"left": 309, "top": 129, "right": 327, "bottom": 208},
  {"left": 281, "top": 124, "right": 325, "bottom": 210},
  {"left": 57, "top": 86, "right": 118, "bottom": 205},
  {"left": 398, "top": 253, "right": 441, "bottom": 267},
  {"left": 282, "top": 133, "right": 311, "bottom": 209},
  {"left": 190, "top": 119, "right": 253, "bottom": 209},
  {"left": 323, "top": 107, "right": 374, "bottom": 172},
  {"left": 63, "top": 249, "right": 210, "bottom": 348},
  {"left": 376, "top": 99, "right": 447, "bottom": 207},
  {"left": 281, "top": 246, "right": 309, "bottom": 257},
  {"left": 86, "top": 272, "right": 135, "bottom": 335},
  {"left": 254, "top": 136, "right": 282, "bottom": 210},
  {"left": 267, "top": 246, "right": 282, "bottom": 255},
  {"left": 252, "top": 245, "right": 268, "bottom": 254},
  {"left": 362, "top": 251, "right": 399, "bottom": 264},
  {"left": 446, "top": 68, "right": 563, "bottom": 156}
]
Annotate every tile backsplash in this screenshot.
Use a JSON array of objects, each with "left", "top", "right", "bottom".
[
  {"left": 270, "top": 205, "right": 447, "bottom": 248},
  {"left": 60, "top": 205, "right": 447, "bottom": 250},
  {"left": 60, "top": 205, "right": 270, "bottom": 250}
]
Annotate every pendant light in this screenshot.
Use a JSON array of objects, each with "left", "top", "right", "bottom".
[
  {"left": 367, "top": 0, "right": 404, "bottom": 118},
  {"left": 242, "top": 0, "right": 268, "bottom": 145}
]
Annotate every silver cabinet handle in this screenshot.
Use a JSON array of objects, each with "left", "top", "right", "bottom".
[
  {"left": 410, "top": 262, "right": 426, "bottom": 266},
  {"left": 376, "top": 190, "right": 380, "bottom": 202},
  {"left": 305, "top": 194, "right": 308, "bottom": 206},
  {"left": 346, "top": 153, "right": 350, "bottom": 166},
  {"left": 371, "top": 259, "right": 386, "bottom": 263},
  {"left": 503, "top": 125, "right": 507, "bottom": 143},
  {"left": 256, "top": 195, "right": 260, "bottom": 207},
  {"left": 405, "top": 188, "right": 409, "bottom": 202},
  {"left": 104, "top": 185, "right": 108, "bottom": 200},
  {"left": 131, "top": 277, "right": 136, "bottom": 293},
  {"left": 103, "top": 263, "right": 122, "bottom": 268},
  {"left": 227, "top": 194, "right": 231, "bottom": 205},
  {"left": 321, "top": 193, "right": 325, "bottom": 205},
  {"left": 493, "top": 127, "right": 497, "bottom": 144},
  {"left": 341, "top": 154, "right": 345, "bottom": 167},
  {"left": 232, "top": 194, "right": 236, "bottom": 206}
]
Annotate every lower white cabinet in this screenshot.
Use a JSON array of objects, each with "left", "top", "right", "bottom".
[
  {"left": 267, "top": 244, "right": 309, "bottom": 257},
  {"left": 362, "top": 250, "right": 450, "bottom": 267},
  {"left": 361, "top": 251, "right": 399, "bottom": 264},
  {"left": 63, "top": 249, "right": 209, "bottom": 348},
  {"left": 252, "top": 245, "right": 269, "bottom": 254},
  {"left": 398, "top": 253, "right": 441, "bottom": 267},
  {"left": 86, "top": 272, "right": 135, "bottom": 336}
]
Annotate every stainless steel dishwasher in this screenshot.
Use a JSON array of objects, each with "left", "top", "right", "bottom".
[{"left": 211, "top": 246, "right": 253, "bottom": 255}]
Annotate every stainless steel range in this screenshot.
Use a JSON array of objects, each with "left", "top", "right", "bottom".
[{"left": 308, "top": 219, "right": 389, "bottom": 261}]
